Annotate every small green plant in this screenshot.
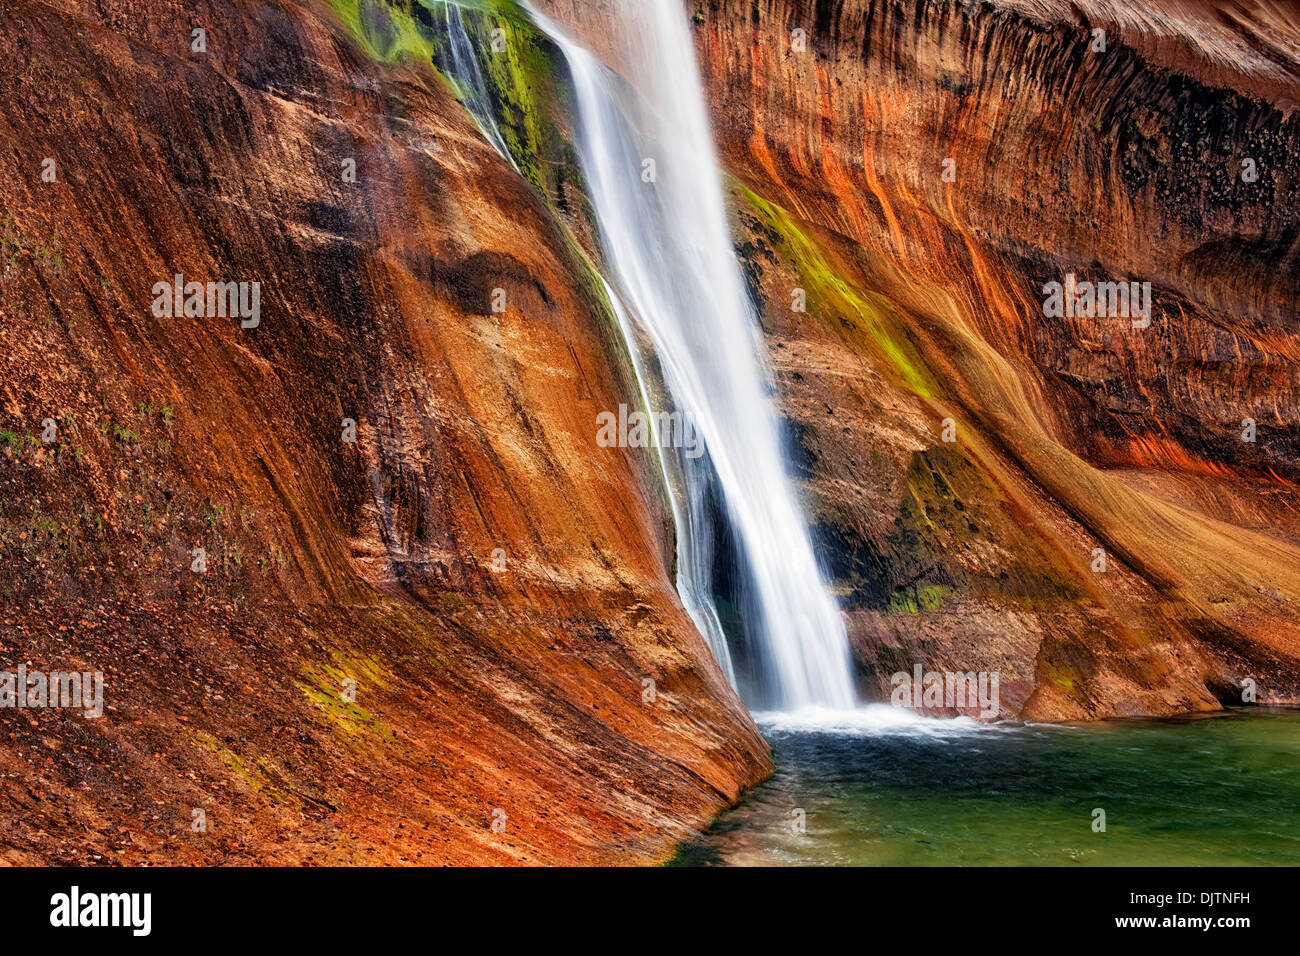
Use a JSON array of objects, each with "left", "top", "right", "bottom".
[
  {"left": 206, "top": 506, "right": 225, "bottom": 527},
  {"left": 0, "top": 428, "right": 17, "bottom": 447}
]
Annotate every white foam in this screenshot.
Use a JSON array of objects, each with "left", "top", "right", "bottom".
[{"left": 752, "top": 704, "right": 1010, "bottom": 737}]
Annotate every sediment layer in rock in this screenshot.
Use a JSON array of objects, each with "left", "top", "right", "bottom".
[{"left": 0, "top": 0, "right": 767, "bottom": 865}]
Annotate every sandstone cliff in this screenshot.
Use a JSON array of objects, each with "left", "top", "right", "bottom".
[
  {"left": 685, "top": 0, "right": 1300, "bottom": 717},
  {"left": 4, "top": 0, "right": 1299, "bottom": 866},
  {"left": 0, "top": 0, "right": 767, "bottom": 865},
  {"left": 533, "top": 0, "right": 1300, "bottom": 719}
]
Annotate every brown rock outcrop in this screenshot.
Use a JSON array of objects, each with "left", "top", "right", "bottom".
[
  {"left": 0, "top": 0, "right": 767, "bottom": 865},
  {"left": 5, "top": 0, "right": 1299, "bottom": 865},
  {"left": 682, "top": 0, "right": 1300, "bottom": 717}
]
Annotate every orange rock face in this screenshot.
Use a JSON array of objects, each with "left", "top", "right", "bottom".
[
  {"left": 0, "top": 0, "right": 766, "bottom": 864},
  {"left": 4, "top": 0, "right": 1299, "bottom": 866},
  {"left": 682, "top": 0, "right": 1300, "bottom": 718}
]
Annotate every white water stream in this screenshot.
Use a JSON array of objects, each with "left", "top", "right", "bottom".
[{"left": 441, "top": 0, "right": 856, "bottom": 711}]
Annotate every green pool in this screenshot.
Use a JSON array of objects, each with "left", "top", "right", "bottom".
[{"left": 674, "top": 706, "right": 1300, "bottom": 866}]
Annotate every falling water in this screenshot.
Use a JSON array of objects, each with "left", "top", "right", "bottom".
[
  {"left": 434, "top": 2, "right": 515, "bottom": 165},
  {"left": 437, "top": 0, "right": 856, "bottom": 710},
  {"left": 526, "top": 1, "right": 854, "bottom": 711}
]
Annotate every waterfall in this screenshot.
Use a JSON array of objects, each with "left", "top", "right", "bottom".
[
  {"left": 441, "top": 0, "right": 856, "bottom": 711},
  {"left": 434, "top": 2, "right": 515, "bottom": 166}
]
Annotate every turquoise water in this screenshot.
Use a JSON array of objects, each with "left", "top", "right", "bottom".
[{"left": 675, "top": 707, "right": 1300, "bottom": 865}]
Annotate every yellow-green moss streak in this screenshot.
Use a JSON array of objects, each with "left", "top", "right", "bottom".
[
  {"left": 737, "top": 183, "right": 937, "bottom": 398},
  {"left": 472, "top": 1, "right": 572, "bottom": 195},
  {"left": 295, "top": 653, "right": 395, "bottom": 745},
  {"left": 328, "top": 0, "right": 441, "bottom": 64},
  {"left": 192, "top": 731, "right": 295, "bottom": 804}
]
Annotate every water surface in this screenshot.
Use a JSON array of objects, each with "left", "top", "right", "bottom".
[{"left": 675, "top": 707, "right": 1300, "bottom": 865}]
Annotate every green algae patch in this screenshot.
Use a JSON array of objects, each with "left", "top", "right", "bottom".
[
  {"left": 479, "top": 18, "right": 547, "bottom": 184},
  {"left": 1040, "top": 657, "right": 1089, "bottom": 697},
  {"left": 856, "top": 445, "right": 1090, "bottom": 615},
  {"left": 885, "top": 584, "right": 950, "bottom": 614},
  {"left": 329, "top": 0, "right": 441, "bottom": 65},
  {"left": 433, "top": 1, "right": 587, "bottom": 210},
  {"left": 738, "top": 184, "right": 936, "bottom": 399},
  {"left": 917, "top": 583, "right": 952, "bottom": 611},
  {"left": 192, "top": 731, "right": 292, "bottom": 804},
  {"left": 296, "top": 655, "right": 394, "bottom": 744},
  {"left": 192, "top": 732, "right": 337, "bottom": 811},
  {"left": 331, "top": 1, "right": 581, "bottom": 209},
  {"left": 470, "top": 3, "right": 575, "bottom": 197}
]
